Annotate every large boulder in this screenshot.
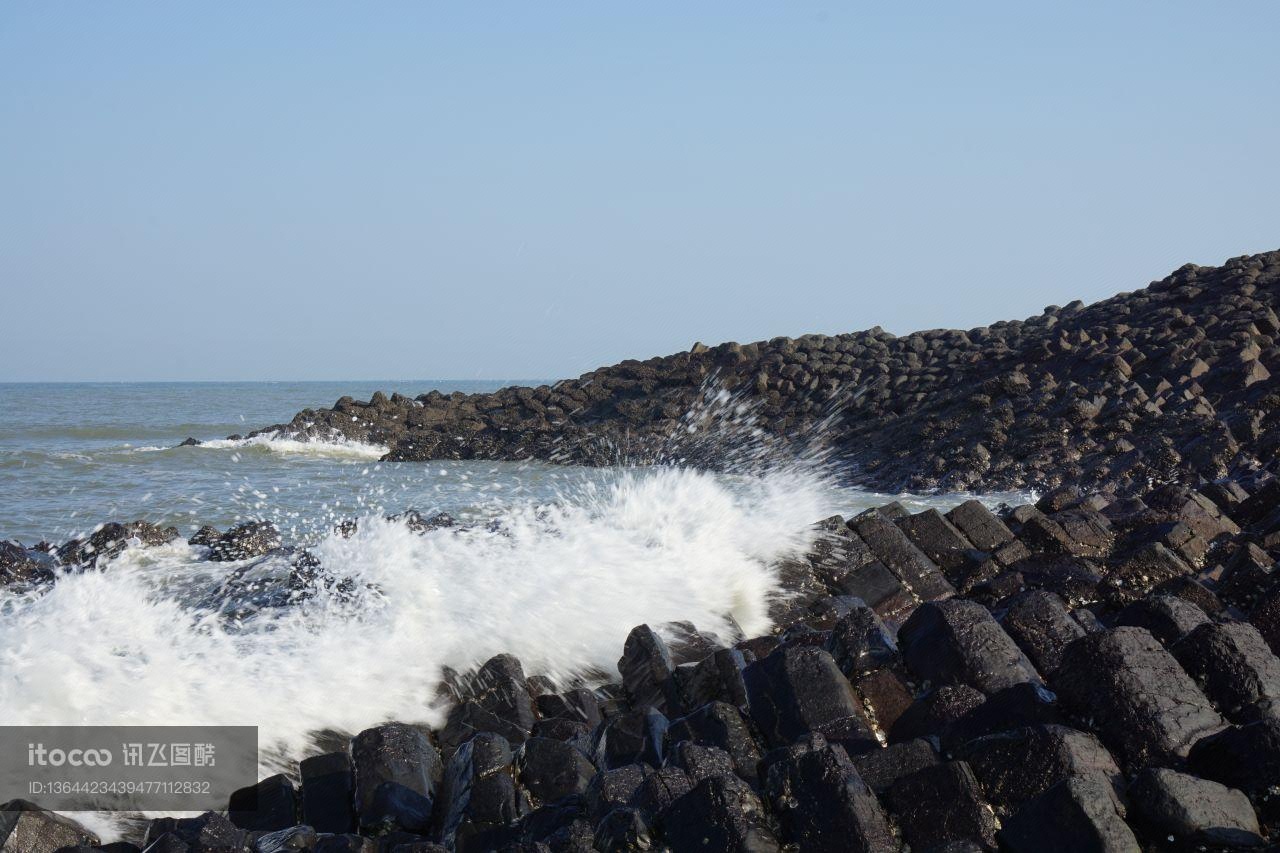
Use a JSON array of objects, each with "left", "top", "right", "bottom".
[
  {"left": 351, "top": 723, "right": 443, "bottom": 834},
  {"left": 1052, "top": 627, "right": 1225, "bottom": 766},
  {"left": 208, "top": 521, "right": 281, "bottom": 561},
  {"left": 998, "top": 773, "right": 1139, "bottom": 853},
  {"left": 743, "top": 645, "right": 877, "bottom": 756},
  {"left": 1128, "top": 766, "right": 1262, "bottom": 848},
  {"left": 0, "top": 801, "right": 98, "bottom": 853},
  {"left": 898, "top": 599, "right": 1042, "bottom": 694},
  {"left": 763, "top": 733, "right": 895, "bottom": 852}
]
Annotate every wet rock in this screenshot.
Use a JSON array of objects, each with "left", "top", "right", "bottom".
[
  {"left": 744, "top": 644, "right": 878, "bottom": 756},
  {"left": 598, "top": 707, "right": 668, "bottom": 769},
  {"left": 534, "top": 689, "right": 601, "bottom": 730},
  {"left": 189, "top": 525, "right": 221, "bottom": 547},
  {"left": 943, "top": 682, "right": 1061, "bottom": 749},
  {"left": 591, "top": 808, "right": 649, "bottom": 852},
  {"left": 897, "top": 509, "right": 976, "bottom": 572},
  {"left": 956, "top": 724, "right": 1121, "bottom": 810},
  {"left": 666, "top": 742, "right": 738, "bottom": 784},
  {"left": 252, "top": 826, "right": 316, "bottom": 853},
  {"left": 517, "top": 738, "right": 594, "bottom": 806},
  {"left": 677, "top": 648, "right": 751, "bottom": 710},
  {"left": 662, "top": 776, "right": 779, "bottom": 853},
  {"left": 898, "top": 599, "right": 1042, "bottom": 695},
  {"left": 616, "top": 625, "right": 680, "bottom": 715},
  {"left": 1128, "top": 766, "right": 1262, "bottom": 848},
  {"left": 312, "top": 836, "right": 374, "bottom": 853},
  {"left": 582, "top": 767, "right": 646, "bottom": 824},
  {"left": 352, "top": 723, "right": 443, "bottom": 834},
  {"left": 999, "top": 590, "right": 1085, "bottom": 675},
  {"left": 229, "top": 774, "right": 298, "bottom": 832},
  {"left": 1188, "top": 716, "right": 1280, "bottom": 796},
  {"left": 888, "top": 684, "right": 985, "bottom": 744},
  {"left": 945, "top": 501, "right": 1018, "bottom": 554},
  {"left": 300, "top": 752, "right": 357, "bottom": 835},
  {"left": 1171, "top": 621, "right": 1280, "bottom": 722},
  {"left": 0, "top": 801, "right": 98, "bottom": 853},
  {"left": 59, "top": 520, "right": 179, "bottom": 567},
  {"left": 889, "top": 761, "right": 998, "bottom": 851},
  {"left": 997, "top": 773, "right": 1139, "bottom": 853},
  {"left": 851, "top": 738, "right": 940, "bottom": 795},
  {"left": 442, "top": 655, "right": 537, "bottom": 751},
  {"left": 0, "top": 542, "right": 55, "bottom": 590},
  {"left": 627, "top": 767, "right": 691, "bottom": 824},
  {"left": 438, "top": 733, "right": 523, "bottom": 853},
  {"left": 1114, "top": 594, "right": 1209, "bottom": 646},
  {"left": 824, "top": 599, "right": 896, "bottom": 677},
  {"left": 1052, "top": 627, "right": 1226, "bottom": 766},
  {"left": 209, "top": 521, "right": 281, "bottom": 562},
  {"left": 666, "top": 701, "right": 761, "bottom": 784},
  {"left": 764, "top": 733, "right": 895, "bottom": 852},
  {"left": 144, "top": 813, "right": 247, "bottom": 853},
  {"left": 849, "top": 510, "right": 955, "bottom": 601}
]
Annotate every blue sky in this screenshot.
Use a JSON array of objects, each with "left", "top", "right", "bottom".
[{"left": 2, "top": 3, "right": 1277, "bottom": 381}]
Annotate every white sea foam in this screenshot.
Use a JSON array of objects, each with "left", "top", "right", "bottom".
[
  {"left": 193, "top": 431, "right": 389, "bottom": 460},
  {"left": 0, "top": 465, "right": 830, "bottom": 774}
]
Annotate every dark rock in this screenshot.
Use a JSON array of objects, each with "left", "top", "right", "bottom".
[
  {"left": 352, "top": 723, "right": 443, "bottom": 834},
  {"left": 229, "top": 774, "right": 298, "bottom": 832},
  {"left": 442, "top": 655, "right": 537, "bottom": 751},
  {"left": 898, "top": 599, "right": 1042, "bottom": 694},
  {"left": 208, "top": 521, "right": 281, "bottom": 561},
  {"left": 627, "top": 766, "right": 691, "bottom": 823},
  {"left": 1188, "top": 716, "right": 1280, "bottom": 796},
  {"left": 997, "top": 773, "right": 1139, "bottom": 853},
  {"left": 943, "top": 682, "right": 1061, "bottom": 749},
  {"left": 849, "top": 510, "right": 955, "bottom": 601},
  {"left": 666, "top": 742, "right": 737, "bottom": 784},
  {"left": 946, "top": 501, "right": 1018, "bottom": 553},
  {"left": 534, "top": 689, "right": 601, "bottom": 730},
  {"left": 517, "top": 738, "right": 594, "bottom": 806},
  {"left": 764, "top": 733, "right": 895, "bottom": 852},
  {"left": 677, "top": 647, "right": 751, "bottom": 710},
  {"left": 582, "top": 766, "right": 646, "bottom": 824},
  {"left": 744, "top": 644, "right": 878, "bottom": 755},
  {"left": 999, "top": 590, "right": 1085, "bottom": 675},
  {"left": 662, "top": 776, "right": 779, "bottom": 853},
  {"left": 598, "top": 707, "right": 667, "bottom": 769},
  {"left": 1171, "top": 621, "right": 1280, "bottom": 722},
  {"left": 313, "top": 835, "right": 374, "bottom": 853},
  {"left": 1052, "top": 627, "right": 1225, "bottom": 766},
  {"left": 889, "top": 762, "right": 997, "bottom": 851},
  {"left": 591, "top": 808, "right": 649, "bottom": 853},
  {"left": 0, "top": 801, "right": 98, "bottom": 853},
  {"left": 666, "top": 701, "right": 761, "bottom": 783},
  {"left": 1114, "top": 594, "right": 1209, "bottom": 646},
  {"left": 956, "top": 724, "right": 1121, "bottom": 810},
  {"left": 616, "top": 625, "right": 679, "bottom": 715},
  {"left": 252, "top": 826, "right": 316, "bottom": 853},
  {"left": 189, "top": 525, "right": 221, "bottom": 547},
  {"left": 1128, "top": 766, "right": 1262, "bottom": 848},
  {"left": 143, "top": 813, "right": 247, "bottom": 853},
  {"left": 438, "top": 733, "right": 523, "bottom": 853},
  {"left": 300, "top": 752, "right": 356, "bottom": 835},
  {"left": 824, "top": 599, "right": 896, "bottom": 678},
  {"left": 851, "top": 738, "right": 939, "bottom": 795},
  {"left": 888, "top": 684, "right": 985, "bottom": 744},
  {"left": 897, "top": 509, "right": 975, "bottom": 571},
  {"left": 0, "top": 542, "right": 55, "bottom": 589}
]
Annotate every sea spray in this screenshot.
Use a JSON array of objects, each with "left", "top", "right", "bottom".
[{"left": 0, "top": 464, "right": 833, "bottom": 773}]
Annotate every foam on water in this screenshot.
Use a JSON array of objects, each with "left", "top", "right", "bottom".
[
  {"left": 194, "top": 431, "right": 390, "bottom": 460},
  {"left": 0, "top": 464, "right": 830, "bottom": 773}
]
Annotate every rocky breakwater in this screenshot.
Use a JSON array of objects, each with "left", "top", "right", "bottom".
[
  {"left": 242, "top": 251, "right": 1280, "bottom": 497},
  {"left": 12, "top": 470, "right": 1280, "bottom": 849}
]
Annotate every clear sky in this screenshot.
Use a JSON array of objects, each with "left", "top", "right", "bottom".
[{"left": 2, "top": 3, "right": 1277, "bottom": 382}]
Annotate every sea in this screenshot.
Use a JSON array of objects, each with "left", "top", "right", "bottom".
[{"left": 0, "top": 380, "right": 1027, "bottom": 830}]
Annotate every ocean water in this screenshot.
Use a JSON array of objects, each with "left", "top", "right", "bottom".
[{"left": 0, "top": 381, "right": 1027, "bottom": 824}]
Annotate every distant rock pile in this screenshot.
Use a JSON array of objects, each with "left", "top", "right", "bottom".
[
  {"left": 245, "top": 251, "right": 1280, "bottom": 497},
  {"left": 11, "top": 471, "right": 1280, "bottom": 850}
]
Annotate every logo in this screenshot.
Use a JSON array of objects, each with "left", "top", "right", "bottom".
[{"left": 27, "top": 743, "right": 113, "bottom": 767}]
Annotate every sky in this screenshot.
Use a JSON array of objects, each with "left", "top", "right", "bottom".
[{"left": 1, "top": 3, "right": 1278, "bottom": 382}]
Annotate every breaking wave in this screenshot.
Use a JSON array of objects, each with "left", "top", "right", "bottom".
[{"left": 0, "top": 464, "right": 831, "bottom": 772}]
